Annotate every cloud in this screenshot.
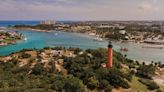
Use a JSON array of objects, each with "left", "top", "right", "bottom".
[
  {"left": 138, "top": 2, "right": 153, "bottom": 10},
  {"left": 0, "top": 0, "right": 164, "bottom": 20},
  {"left": 2, "top": 0, "right": 105, "bottom": 6},
  {"left": 137, "top": 0, "right": 161, "bottom": 12}
]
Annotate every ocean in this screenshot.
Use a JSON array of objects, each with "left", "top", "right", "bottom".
[{"left": 0, "top": 21, "right": 40, "bottom": 27}]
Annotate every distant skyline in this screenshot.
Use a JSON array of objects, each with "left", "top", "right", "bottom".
[{"left": 0, "top": 0, "right": 164, "bottom": 21}]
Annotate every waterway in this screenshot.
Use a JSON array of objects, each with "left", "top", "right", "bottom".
[
  {"left": 0, "top": 21, "right": 164, "bottom": 63},
  {"left": 0, "top": 30, "right": 108, "bottom": 55}
]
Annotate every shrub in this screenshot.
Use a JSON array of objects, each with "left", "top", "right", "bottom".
[
  {"left": 65, "top": 75, "right": 87, "bottom": 92},
  {"left": 156, "top": 89, "right": 162, "bottom": 92},
  {"left": 19, "top": 53, "right": 31, "bottom": 59},
  {"left": 105, "top": 85, "right": 113, "bottom": 92},
  {"left": 51, "top": 75, "right": 65, "bottom": 91},
  {"left": 86, "top": 76, "right": 99, "bottom": 90},
  {"left": 44, "top": 47, "right": 51, "bottom": 50},
  {"left": 32, "top": 63, "right": 45, "bottom": 75},
  {"left": 137, "top": 65, "right": 155, "bottom": 79},
  {"left": 138, "top": 78, "right": 159, "bottom": 90},
  {"left": 107, "top": 67, "right": 130, "bottom": 89},
  {"left": 99, "top": 79, "right": 109, "bottom": 90}
]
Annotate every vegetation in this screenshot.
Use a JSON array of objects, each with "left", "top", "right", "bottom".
[
  {"left": 19, "top": 52, "right": 31, "bottom": 59},
  {"left": 14, "top": 24, "right": 55, "bottom": 30},
  {"left": 138, "top": 78, "right": 160, "bottom": 90},
  {"left": 0, "top": 47, "right": 162, "bottom": 92},
  {"left": 129, "top": 76, "right": 147, "bottom": 91},
  {"left": 136, "top": 64, "right": 156, "bottom": 79}
]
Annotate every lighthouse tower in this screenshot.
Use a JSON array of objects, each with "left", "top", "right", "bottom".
[{"left": 106, "top": 41, "right": 113, "bottom": 68}]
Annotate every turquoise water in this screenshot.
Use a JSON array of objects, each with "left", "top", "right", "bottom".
[
  {"left": 0, "top": 30, "right": 108, "bottom": 56},
  {"left": 0, "top": 29, "right": 164, "bottom": 63}
]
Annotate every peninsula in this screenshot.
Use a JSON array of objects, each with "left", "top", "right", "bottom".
[{"left": 0, "top": 31, "right": 23, "bottom": 46}]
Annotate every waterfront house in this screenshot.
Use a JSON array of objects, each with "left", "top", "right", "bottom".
[
  {"left": 119, "top": 30, "right": 126, "bottom": 34},
  {"left": 0, "top": 36, "right": 6, "bottom": 39},
  {"left": 0, "top": 42, "right": 7, "bottom": 46},
  {"left": 51, "top": 50, "right": 64, "bottom": 57},
  {"left": 98, "top": 23, "right": 115, "bottom": 28}
]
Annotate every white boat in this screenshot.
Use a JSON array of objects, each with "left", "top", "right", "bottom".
[
  {"left": 24, "top": 37, "right": 27, "bottom": 41},
  {"left": 89, "top": 33, "right": 96, "bottom": 36},
  {"left": 93, "top": 37, "right": 103, "bottom": 42}
]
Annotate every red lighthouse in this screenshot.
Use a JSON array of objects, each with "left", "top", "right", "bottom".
[{"left": 106, "top": 41, "right": 113, "bottom": 68}]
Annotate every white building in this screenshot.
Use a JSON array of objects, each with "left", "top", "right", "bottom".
[
  {"left": 51, "top": 50, "right": 64, "bottom": 57},
  {"left": 98, "top": 23, "right": 115, "bottom": 28},
  {"left": 119, "top": 30, "right": 126, "bottom": 34},
  {"left": 40, "top": 20, "right": 56, "bottom": 25},
  {"left": 71, "top": 26, "right": 91, "bottom": 31}
]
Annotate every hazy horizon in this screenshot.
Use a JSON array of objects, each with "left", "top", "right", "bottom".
[
  {"left": 1, "top": 19, "right": 164, "bottom": 21},
  {"left": 0, "top": 0, "right": 164, "bottom": 20}
]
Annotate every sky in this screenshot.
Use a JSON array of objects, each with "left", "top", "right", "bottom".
[{"left": 0, "top": 0, "right": 163, "bottom": 20}]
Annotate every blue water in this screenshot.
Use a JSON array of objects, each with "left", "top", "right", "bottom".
[
  {"left": 0, "top": 30, "right": 108, "bottom": 56},
  {"left": 0, "top": 21, "right": 40, "bottom": 27}
]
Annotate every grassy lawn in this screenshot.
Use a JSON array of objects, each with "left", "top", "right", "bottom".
[
  {"left": 129, "top": 76, "right": 147, "bottom": 91},
  {"left": 161, "top": 86, "right": 164, "bottom": 91}
]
